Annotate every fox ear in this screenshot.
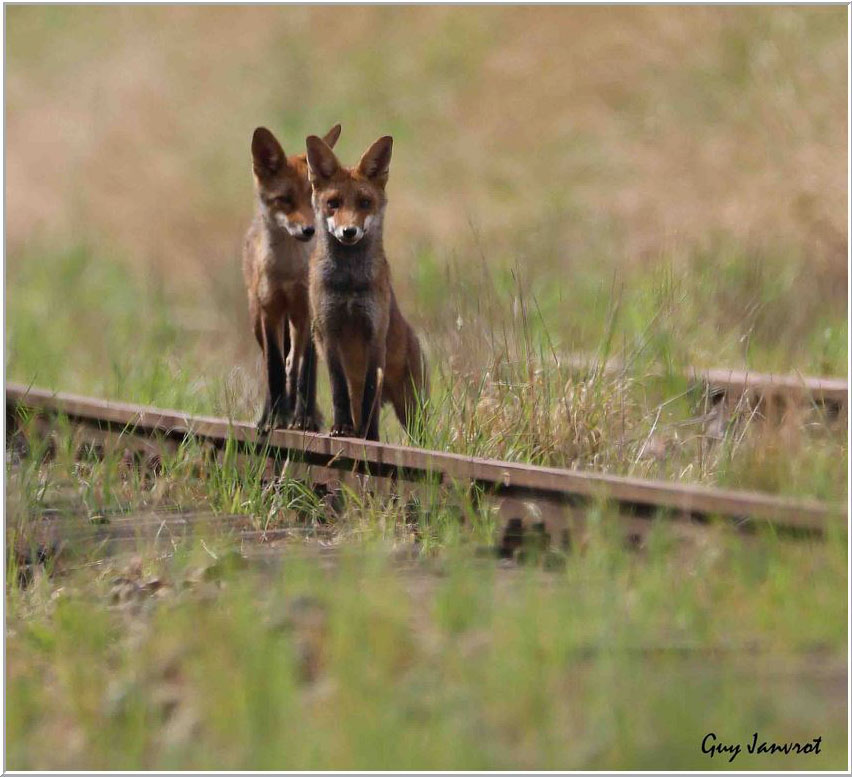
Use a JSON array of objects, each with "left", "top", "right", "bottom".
[
  {"left": 357, "top": 136, "right": 393, "bottom": 184},
  {"left": 306, "top": 135, "right": 340, "bottom": 183},
  {"left": 252, "top": 127, "right": 286, "bottom": 177},
  {"left": 322, "top": 123, "right": 342, "bottom": 149}
]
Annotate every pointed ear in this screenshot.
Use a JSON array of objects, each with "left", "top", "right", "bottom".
[
  {"left": 357, "top": 136, "right": 393, "bottom": 184},
  {"left": 322, "top": 123, "right": 342, "bottom": 149},
  {"left": 251, "top": 127, "right": 286, "bottom": 177},
  {"left": 306, "top": 135, "right": 340, "bottom": 183}
]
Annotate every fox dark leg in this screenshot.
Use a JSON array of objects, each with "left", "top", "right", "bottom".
[
  {"left": 404, "top": 337, "right": 428, "bottom": 442},
  {"left": 291, "top": 336, "right": 320, "bottom": 431},
  {"left": 258, "top": 316, "right": 289, "bottom": 432},
  {"left": 327, "top": 348, "right": 355, "bottom": 437},
  {"left": 359, "top": 354, "right": 383, "bottom": 442},
  {"left": 388, "top": 385, "right": 409, "bottom": 434},
  {"left": 252, "top": 310, "right": 264, "bottom": 350}
]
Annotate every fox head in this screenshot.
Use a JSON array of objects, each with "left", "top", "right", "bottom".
[
  {"left": 305, "top": 134, "right": 393, "bottom": 247},
  {"left": 251, "top": 123, "right": 342, "bottom": 242}
]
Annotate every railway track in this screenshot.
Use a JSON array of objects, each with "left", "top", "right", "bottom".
[
  {"left": 6, "top": 382, "right": 847, "bottom": 558},
  {"left": 563, "top": 354, "right": 848, "bottom": 416}
]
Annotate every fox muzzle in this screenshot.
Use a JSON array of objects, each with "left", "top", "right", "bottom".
[
  {"left": 327, "top": 218, "right": 365, "bottom": 245},
  {"left": 275, "top": 212, "right": 316, "bottom": 241}
]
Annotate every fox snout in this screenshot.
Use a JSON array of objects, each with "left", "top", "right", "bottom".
[
  {"left": 324, "top": 212, "right": 380, "bottom": 246},
  {"left": 327, "top": 220, "right": 365, "bottom": 245},
  {"left": 275, "top": 213, "right": 316, "bottom": 243},
  {"left": 274, "top": 211, "right": 316, "bottom": 242}
]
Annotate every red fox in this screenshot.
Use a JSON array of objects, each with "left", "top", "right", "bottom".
[
  {"left": 305, "top": 133, "right": 428, "bottom": 441},
  {"left": 242, "top": 123, "right": 341, "bottom": 431}
]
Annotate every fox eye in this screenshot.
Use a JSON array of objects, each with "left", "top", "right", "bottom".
[
  {"left": 273, "top": 195, "right": 293, "bottom": 209},
  {"left": 358, "top": 197, "right": 371, "bottom": 209},
  {"left": 327, "top": 198, "right": 341, "bottom": 210}
]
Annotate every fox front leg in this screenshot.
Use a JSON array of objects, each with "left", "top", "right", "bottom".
[
  {"left": 326, "top": 348, "right": 355, "bottom": 437},
  {"left": 359, "top": 353, "right": 384, "bottom": 442},
  {"left": 290, "top": 338, "right": 321, "bottom": 432},
  {"left": 257, "top": 317, "right": 289, "bottom": 432}
]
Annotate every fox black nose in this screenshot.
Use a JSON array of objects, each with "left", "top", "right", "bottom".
[
  {"left": 342, "top": 227, "right": 357, "bottom": 239},
  {"left": 302, "top": 226, "right": 315, "bottom": 238}
]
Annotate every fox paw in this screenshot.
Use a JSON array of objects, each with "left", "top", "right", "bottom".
[
  {"left": 288, "top": 415, "right": 321, "bottom": 433},
  {"left": 257, "top": 411, "right": 289, "bottom": 434},
  {"left": 330, "top": 424, "right": 356, "bottom": 438}
]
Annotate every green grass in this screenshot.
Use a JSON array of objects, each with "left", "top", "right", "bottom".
[
  {"left": 5, "top": 509, "right": 847, "bottom": 770},
  {"left": 8, "top": 245, "right": 847, "bottom": 503},
  {"left": 4, "top": 365, "right": 848, "bottom": 769},
  {"left": 6, "top": 242, "right": 847, "bottom": 769}
]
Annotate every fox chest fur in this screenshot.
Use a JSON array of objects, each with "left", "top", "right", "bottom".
[
  {"left": 310, "top": 240, "right": 390, "bottom": 343},
  {"left": 243, "top": 216, "right": 311, "bottom": 308}
]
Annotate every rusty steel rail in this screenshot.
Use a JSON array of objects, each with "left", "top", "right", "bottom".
[
  {"left": 6, "top": 383, "right": 847, "bottom": 537},
  {"left": 692, "top": 367, "right": 847, "bottom": 408},
  {"left": 562, "top": 355, "right": 848, "bottom": 411}
]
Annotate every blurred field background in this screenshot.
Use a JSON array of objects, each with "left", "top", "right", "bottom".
[
  {"left": 7, "top": 5, "right": 847, "bottom": 369},
  {"left": 4, "top": 5, "right": 849, "bottom": 770}
]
